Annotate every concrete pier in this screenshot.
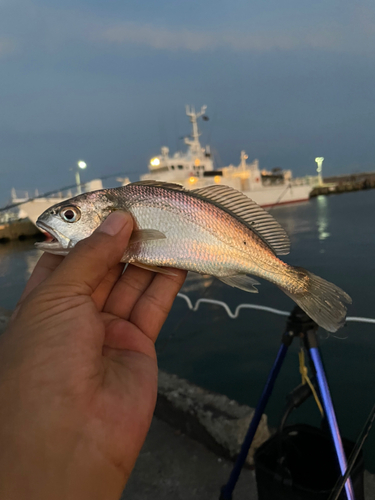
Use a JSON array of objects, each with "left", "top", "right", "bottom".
[
  {"left": 155, "top": 371, "right": 270, "bottom": 466},
  {"left": 0, "top": 219, "right": 40, "bottom": 242},
  {"left": 311, "top": 171, "right": 375, "bottom": 197}
]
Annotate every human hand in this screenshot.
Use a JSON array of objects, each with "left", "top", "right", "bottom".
[{"left": 0, "top": 211, "right": 186, "bottom": 500}]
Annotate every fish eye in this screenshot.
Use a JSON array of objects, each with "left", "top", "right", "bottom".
[{"left": 59, "top": 206, "right": 81, "bottom": 223}]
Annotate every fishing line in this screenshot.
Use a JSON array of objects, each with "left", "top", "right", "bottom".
[
  {"left": 206, "top": 107, "right": 217, "bottom": 146},
  {"left": 267, "top": 182, "right": 292, "bottom": 211},
  {"left": 0, "top": 171, "right": 140, "bottom": 213},
  {"left": 211, "top": 147, "right": 224, "bottom": 170},
  {"left": 156, "top": 278, "right": 215, "bottom": 355},
  {"left": 176, "top": 293, "right": 375, "bottom": 325}
]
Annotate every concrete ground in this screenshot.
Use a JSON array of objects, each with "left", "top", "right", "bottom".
[
  {"left": 122, "top": 417, "right": 258, "bottom": 500},
  {"left": 122, "top": 417, "right": 375, "bottom": 500}
]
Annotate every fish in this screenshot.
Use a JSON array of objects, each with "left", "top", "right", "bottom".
[{"left": 35, "top": 180, "right": 351, "bottom": 332}]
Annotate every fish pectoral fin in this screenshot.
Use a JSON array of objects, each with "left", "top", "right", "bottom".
[
  {"left": 218, "top": 275, "right": 260, "bottom": 293},
  {"left": 130, "top": 262, "right": 178, "bottom": 276},
  {"left": 129, "top": 229, "right": 167, "bottom": 245}
]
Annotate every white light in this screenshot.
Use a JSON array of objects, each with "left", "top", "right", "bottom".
[
  {"left": 150, "top": 157, "right": 160, "bottom": 166},
  {"left": 315, "top": 157, "right": 324, "bottom": 173},
  {"left": 77, "top": 161, "right": 87, "bottom": 169},
  {"left": 315, "top": 157, "right": 324, "bottom": 186}
]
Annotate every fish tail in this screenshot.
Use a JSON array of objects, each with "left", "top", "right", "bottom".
[{"left": 279, "top": 266, "right": 352, "bottom": 332}]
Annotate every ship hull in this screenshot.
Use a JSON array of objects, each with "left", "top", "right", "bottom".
[
  {"left": 242, "top": 184, "right": 311, "bottom": 207},
  {"left": 19, "top": 198, "right": 65, "bottom": 226}
]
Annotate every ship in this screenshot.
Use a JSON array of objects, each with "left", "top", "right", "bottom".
[
  {"left": 9, "top": 179, "right": 104, "bottom": 226},
  {"left": 135, "top": 105, "right": 314, "bottom": 207},
  {"left": 9, "top": 105, "right": 314, "bottom": 229}
]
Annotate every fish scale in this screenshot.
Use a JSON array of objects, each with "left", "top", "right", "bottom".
[{"left": 123, "top": 185, "right": 277, "bottom": 279}]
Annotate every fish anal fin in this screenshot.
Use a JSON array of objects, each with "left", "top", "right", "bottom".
[
  {"left": 129, "top": 229, "right": 166, "bottom": 245},
  {"left": 219, "top": 275, "right": 260, "bottom": 293},
  {"left": 193, "top": 184, "right": 290, "bottom": 256},
  {"left": 127, "top": 261, "right": 178, "bottom": 276}
]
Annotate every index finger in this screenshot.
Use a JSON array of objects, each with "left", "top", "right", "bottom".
[{"left": 47, "top": 212, "right": 133, "bottom": 296}]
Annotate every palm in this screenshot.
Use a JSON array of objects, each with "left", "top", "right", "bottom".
[
  {"left": 12, "top": 252, "right": 186, "bottom": 494},
  {"left": 81, "top": 262, "right": 186, "bottom": 482}
]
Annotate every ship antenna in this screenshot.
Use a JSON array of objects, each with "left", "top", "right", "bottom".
[{"left": 185, "top": 105, "right": 207, "bottom": 156}]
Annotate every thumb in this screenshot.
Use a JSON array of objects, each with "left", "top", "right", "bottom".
[{"left": 47, "top": 211, "right": 133, "bottom": 296}]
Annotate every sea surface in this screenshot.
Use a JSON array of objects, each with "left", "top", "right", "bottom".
[{"left": 1, "top": 191, "right": 375, "bottom": 471}]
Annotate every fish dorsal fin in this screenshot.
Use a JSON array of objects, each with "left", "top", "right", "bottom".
[
  {"left": 193, "top": 185, "right": 290, "bottom": 255},
  {"left": 131, "top": 180, "right": 186, "bottom": 191}
]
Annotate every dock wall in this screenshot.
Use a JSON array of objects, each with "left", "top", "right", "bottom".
[
  {"left": 0, "top": 219, "right": 40, "bottom": 242},
  {"left": 312, "top": 171, "right": 375, "bottom": 197}
]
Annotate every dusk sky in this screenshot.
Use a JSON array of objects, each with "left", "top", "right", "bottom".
[{"left": 1, "top": 0, "right": 375, "bottom": 205}]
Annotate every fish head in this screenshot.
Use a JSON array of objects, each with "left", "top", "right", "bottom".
[{"left": 35, "top": 190, "right": 118, "bottom": 254}]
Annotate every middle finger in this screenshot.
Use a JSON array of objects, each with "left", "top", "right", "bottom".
[
  {"left": 91, "top": 262, "right": 125, "bottom": 310},
  {"left": 103, "top": 264, "right": 156, "bottom": 319}
]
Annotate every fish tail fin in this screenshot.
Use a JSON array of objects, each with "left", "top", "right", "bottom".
[{"left": 279, "top": 266, "right": 352, "bottom": 332}]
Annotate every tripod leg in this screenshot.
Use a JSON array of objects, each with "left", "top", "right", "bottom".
[
  {"left": 220, "top": 338, "right": 291, "bottom": 500},
  {"left": 308, "top": 332, "right": 355, "bottom": 500}
]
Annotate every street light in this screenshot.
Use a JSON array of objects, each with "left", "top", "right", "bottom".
[
  {"left": 76, "top": 161, "right": 87, "bottom": 194},
  {"left": 315, "top": 157, "right": 324, "bottom": 186}
]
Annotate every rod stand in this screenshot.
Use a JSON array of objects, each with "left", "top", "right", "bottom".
[{"left": 220, "top": 307, "right": 355, "bottom": 500}]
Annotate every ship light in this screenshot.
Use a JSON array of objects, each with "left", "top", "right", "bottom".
[
  {"left": 194, "top": 158, "right": 200, "bottom": 167},
  {"left": 189, "top": 176, "right": 198, "bottom": 184},
  {"left": 150, "top": 157, "right": 160, "bottom": 166},
  {"left": 214, "top": 176, "right": 221, "bottom": 184}
]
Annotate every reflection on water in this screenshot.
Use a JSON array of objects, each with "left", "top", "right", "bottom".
[
  {"left": 270, "top": 201, "right": 312, "bottom": 239},
  {"left": 316, "top": 195, "right": 330, "bottom": 242},
  {"left": 0, "top": 239, "right": 42, "bottom": 310}
]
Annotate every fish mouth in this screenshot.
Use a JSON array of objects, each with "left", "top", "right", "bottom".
[{"left": 35, "top": 221, "right": 70, "bottom": 255}]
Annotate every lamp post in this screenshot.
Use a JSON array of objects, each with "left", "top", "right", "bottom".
[
  {"left": 315, "top": 157, "right": 324, "bottom": 186},
  {"left": 76, "top": 161, "right": 87, "bottom": 194}
]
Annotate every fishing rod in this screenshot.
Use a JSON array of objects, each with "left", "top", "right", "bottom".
[
  {"left": 329, "top": 403, "right": 375, "bottom": 500},
  {"left": 0, "top": 170, "right": 139, "bottom": 213}
]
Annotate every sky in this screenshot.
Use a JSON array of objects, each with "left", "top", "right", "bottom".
[{"left": 1, "top": 0, "right": 375, "bottom": 205}]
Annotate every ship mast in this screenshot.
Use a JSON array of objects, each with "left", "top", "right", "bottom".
[{"left": 184, "top": 105, "right": 207, "bottom": 157}]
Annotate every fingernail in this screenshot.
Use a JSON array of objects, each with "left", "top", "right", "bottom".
[{"left": 98, "top": 211, "right": 131, "bottom": 236}]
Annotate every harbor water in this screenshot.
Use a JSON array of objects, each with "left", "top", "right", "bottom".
[{"left": 1, "top": 190, "right": 375, "bottom": 471}]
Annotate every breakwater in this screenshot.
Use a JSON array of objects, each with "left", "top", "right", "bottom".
[
  {"left": 0, "top": 219, "right": 40, "bottom": 243},
  {"left": 311, "top": 171, "right": 375, "bottom": 197}
]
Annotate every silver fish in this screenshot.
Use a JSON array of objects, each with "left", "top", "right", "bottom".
[{"left": 35, "top": 180, "right": 351, "bottom": 332}]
